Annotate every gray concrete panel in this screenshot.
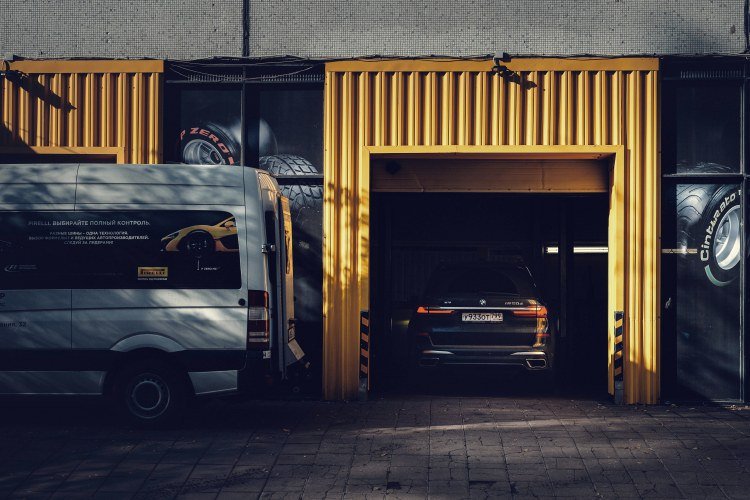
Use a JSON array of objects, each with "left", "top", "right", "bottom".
[
  {"left": 249, "top": 0, "right": 746, "bottom": 58},
  {"left": 1, "top": 0, "right": 746, "bottom": 60},
  {"left": 1, "top": 0, "right": 243, "bottom": 60}
]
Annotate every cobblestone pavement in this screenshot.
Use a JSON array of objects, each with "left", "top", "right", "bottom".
[{"left": 1, "top": 395, "right": 750, "bottom": 499}]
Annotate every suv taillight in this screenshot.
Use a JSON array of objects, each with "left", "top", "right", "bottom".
[
  {"left": 512, "top": 304, "right": 549, "bottom": 347},
  {"left": 416, "top": 306, "right": 454, "bottom": 314},
  {"left": 247, "top": 290, "right": 269, "bottom": 349}
]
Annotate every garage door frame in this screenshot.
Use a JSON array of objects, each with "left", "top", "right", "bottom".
[
  {"left": 361, "top": 144, "right": 624, "bottom": 395},
  {"left": 323, "top": 58, "right": 660, "bottom": 404}
]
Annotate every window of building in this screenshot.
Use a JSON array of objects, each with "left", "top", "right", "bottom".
[{"left": 661, "top": 58, "right": 746, "bottom": 402}]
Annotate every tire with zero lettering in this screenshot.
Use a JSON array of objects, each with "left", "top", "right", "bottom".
[{"left": 177, "top": 122, "right": 240, "bottom": 166}]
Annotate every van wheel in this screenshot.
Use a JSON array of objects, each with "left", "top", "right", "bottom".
[
  {"left": 182, "top": 231, "right": 215, "bottom": 259},
  {"left": 114, "top": 360, "right": 187, "bottom": 428}
]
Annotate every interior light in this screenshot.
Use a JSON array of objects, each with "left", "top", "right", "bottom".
[{"left": 545, "top": 246, "right": 608, "bottom": 254}]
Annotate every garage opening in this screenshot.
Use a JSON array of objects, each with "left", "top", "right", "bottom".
[{"left": 368, "top": 159, "right": 610, "bottom": 397}]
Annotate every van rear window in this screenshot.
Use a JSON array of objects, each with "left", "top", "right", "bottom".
[{"left": 0, "top": 211, "right": 241, "bottom": 289}]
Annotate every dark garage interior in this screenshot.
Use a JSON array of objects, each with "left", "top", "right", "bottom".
[{"left": 370, "top": 192, "right": 609, "bottom": 397}]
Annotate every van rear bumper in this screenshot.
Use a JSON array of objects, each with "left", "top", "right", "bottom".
[{"left": 189, "top": 370, "right": 239, "bottom": 395}]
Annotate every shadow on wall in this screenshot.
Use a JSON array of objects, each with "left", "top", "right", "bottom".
[{"left": 0, "top": 68, "right": 79, "bottom": 157}]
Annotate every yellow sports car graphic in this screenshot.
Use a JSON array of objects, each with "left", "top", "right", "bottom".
[{"left": 161, "top": 216, "right": 239, "bottom": 258}]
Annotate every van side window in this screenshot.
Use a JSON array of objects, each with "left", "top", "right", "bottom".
[{"left": 0, "top": 211, "right": 241, "bottom": 289}]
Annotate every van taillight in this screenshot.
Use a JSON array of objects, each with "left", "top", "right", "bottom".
[
  {"left": 248, "top": 290, "right": 269, "bottom": 308},
  {"left": 247, "top": 290, "right": 269, "bottom": 349}
]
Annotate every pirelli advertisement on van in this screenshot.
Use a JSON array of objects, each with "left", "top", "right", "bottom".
[{"left": 0, "top": 211, "right": 241, "bottom": 289}]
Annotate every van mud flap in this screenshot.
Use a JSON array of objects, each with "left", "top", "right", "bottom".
[{"left": 285, "top": 320, "right": 305, "bottom": 365}]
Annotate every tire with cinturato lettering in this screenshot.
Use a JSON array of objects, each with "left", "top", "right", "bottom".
[
  {"left": 177, "top": 122, "right": 240, "bottom": 166},
  {"left": 676, "top": 163, "right": 742, "bottom": 286}
]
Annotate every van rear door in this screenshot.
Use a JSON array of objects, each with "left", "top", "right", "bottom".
[{"left": 270, "top": 195, "right": 304, "bottom": 377}]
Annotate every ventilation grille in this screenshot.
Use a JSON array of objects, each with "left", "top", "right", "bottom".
[
  {"left": 256, "top": 73, "right": 324, "bottom": 83},
  {"left": 678, "top": 68, "right": 744, "bottom": 79},
  {"left": 166, "top": 63, "right": 324, "bottom": 84}
]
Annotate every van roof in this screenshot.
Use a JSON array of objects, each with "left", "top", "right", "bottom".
[
  {"left": 0, "top": 163, "right": 259, "bottom": 208},
  {"left": 0, "top": 163, "right": 247, "bottom": 186}
]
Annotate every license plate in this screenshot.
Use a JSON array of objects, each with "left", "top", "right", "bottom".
[{"left": 462, "top": 312, "right": 503, "bottom": 323}]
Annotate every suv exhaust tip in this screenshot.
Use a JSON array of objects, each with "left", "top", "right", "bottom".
[{"left": 526, "top": 359, "right": 547, "bottom": 369}]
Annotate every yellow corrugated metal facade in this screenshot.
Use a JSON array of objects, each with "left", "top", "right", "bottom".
[
  {"left": 1, "top": 60, "right": 163, "bottom": 163},
  {"left": 323, "top": 58, "right": 660, "bottom": 403}
]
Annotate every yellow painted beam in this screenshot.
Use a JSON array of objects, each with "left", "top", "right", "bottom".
[
  {"left": 326, "top": 57, "right": 659, "bottom": 73},
  {"left": 0, "top": 145, "right": 125, "bottom": 162},
  {"left": 9, "top": 59, "right": 164, "bottom": 74}
]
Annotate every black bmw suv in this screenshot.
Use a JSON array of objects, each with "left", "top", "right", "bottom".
[{"left": 408, "top": 263, "right": 554, "bottom": 371}]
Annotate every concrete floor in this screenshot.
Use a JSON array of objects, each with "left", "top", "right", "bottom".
[{"left": 1, "top": 395, "right": 750, "bottom": 499}]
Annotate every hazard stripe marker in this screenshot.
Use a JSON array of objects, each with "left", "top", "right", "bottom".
[{"left": 613, "top": 311, "right": 625, "bottom": 404}]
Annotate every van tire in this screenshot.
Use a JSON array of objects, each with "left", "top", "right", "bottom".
[
  {"left": 675, "top": 163, "right": 742, "bottom": 286},
  {"left": 259, "top": 155, "right": 322, "bottom": 213},
  {"left": 113, "top": 359, "right": 187, "bottom": 428},
  {"left": 177, "top": 122, "right": 240, "bottom": 166},
  {"left": 182, "top": 231, "right": 215, "bottom": 259}
]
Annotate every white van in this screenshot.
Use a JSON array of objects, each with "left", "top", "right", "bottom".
[{"left": 0, "top": 163, "right": 304, "bottom": 426}]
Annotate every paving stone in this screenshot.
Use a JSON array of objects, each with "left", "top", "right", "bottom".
[{"left": 1, "top": 396, "right": 750, "bottom": 498}]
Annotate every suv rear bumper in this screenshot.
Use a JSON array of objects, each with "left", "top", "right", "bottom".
[{"left": 417, "top": 348, "right": 550, "bottom": 369}]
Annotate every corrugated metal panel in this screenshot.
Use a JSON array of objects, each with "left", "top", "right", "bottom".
[
  {"left": 323, "top": 58, "right": 659, "bottom": 404},
  {"left": 0, "top": 60, "right": 163, "bottom": 164}
]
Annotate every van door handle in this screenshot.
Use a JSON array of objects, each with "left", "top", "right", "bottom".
[{"left": 238, "top": 298, "right": 246, "bottom": 306}]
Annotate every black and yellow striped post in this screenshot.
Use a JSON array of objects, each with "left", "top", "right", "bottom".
[
  {"left": 613, "top": 311, "right": 624, "bottom": 404},
  {"left": 359, "top": 311, "right": 370, "bottom": 401}
]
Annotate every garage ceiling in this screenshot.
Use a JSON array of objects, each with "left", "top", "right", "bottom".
[{"left": 371, "top": 159, "right": 608, "bottom": 193}]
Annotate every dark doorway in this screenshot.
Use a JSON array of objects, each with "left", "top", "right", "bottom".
[{"left": 370, "top": 192, "right": 609, "bottom": 397}]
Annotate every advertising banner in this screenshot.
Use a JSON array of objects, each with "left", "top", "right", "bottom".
[{"left": 0, "top": 211, "right": 241, "bottom": 289}]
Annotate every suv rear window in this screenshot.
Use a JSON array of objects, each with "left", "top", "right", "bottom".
[{"left": 427, "top": 268, "right": 529, "bottom": 296}]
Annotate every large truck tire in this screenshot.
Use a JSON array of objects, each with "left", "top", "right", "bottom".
[
  {"left": 177, "top": 122, "right": 240, "bottom": 165},
  {"left": 676, "top": 163, "right": 742, "bottom": 286},
  {"left": 260, "top": 154, "right": 323, "bottom": 366},
  {"left": 259, "top": 154, "right": 323, "bottom": 213}
]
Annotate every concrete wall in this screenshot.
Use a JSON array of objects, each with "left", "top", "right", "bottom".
[
  {"left": 250, "top": 0, "right": 746, "bottom": 58},
  {"left": 1, "top": 0, "right": 243, "bottom": 60},
  {"left": 1, "top": 0, "right": 746, "bottom": 60}
]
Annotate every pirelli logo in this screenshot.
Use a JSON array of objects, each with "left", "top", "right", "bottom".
[{"left": 138, "top": 266, "right": 168, "bottom": 280}]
